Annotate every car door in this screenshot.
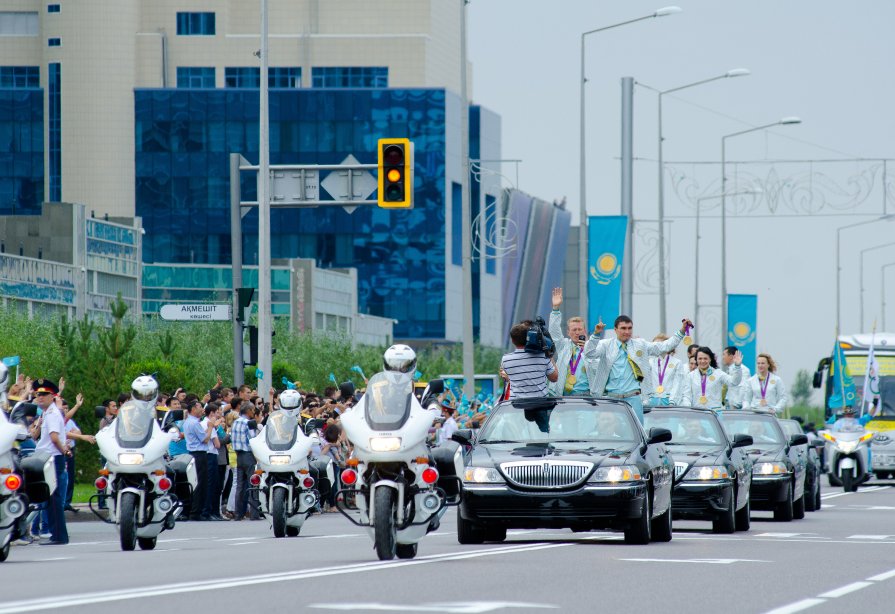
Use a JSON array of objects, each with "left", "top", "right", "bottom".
[{"left": 644, "top": 437, "right": 674, "bottom": 517}]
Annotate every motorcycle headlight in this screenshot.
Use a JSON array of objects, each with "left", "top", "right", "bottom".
[
  {"left": 837, "top": 440, "right": 858, "bottom": 453},
  {"left": 589, "top": 465, "right": 642, "bottom": 483},
  {"left": 463, "top": 467, "right": 504, "bottom": 483},
  {"left": 369, "top": 437, "right": 401, "bottom": 452},
  {"left": 269, "top": 454, "right": 291, "bottom": 465},
  {"left": 753, "top": 462, "right": 788, "bottom": 476},
  {"left": 683, "top": 465, "right": 730, "bottom": 481},
  {"left": 117, "top": 453, "right": 144, "bottom": 465}
]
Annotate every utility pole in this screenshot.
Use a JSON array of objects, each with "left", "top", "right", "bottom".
[
  {"left": 257, "top": 0, "right": 272, "bottom": 400},
  {"left": 459, "top": 0, "right": 475, "bottom": 398}
]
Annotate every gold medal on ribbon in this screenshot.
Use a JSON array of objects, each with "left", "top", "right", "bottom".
[
  {"left": 656, "top": 385, "right": 665, "bottom": 394},
  {"left": 698, "top": 395, "right": 708, "bottom": 405},
  {"left": 683, "top": 335, "right": 693, "bottom": 345},
  {"left": 760, "top": 399, "right": 768, "bottom": 406},
  {"left": 709, "top": 375, "right": 715, "bottom": 382}
]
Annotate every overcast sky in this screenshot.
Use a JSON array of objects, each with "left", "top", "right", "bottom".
[{"left": 468, "top": 0, "right": 895, "bottom": 400}]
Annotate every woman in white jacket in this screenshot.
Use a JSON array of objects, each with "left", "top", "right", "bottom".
[
  {"left": 688, "top": 346, "right": 743, "bottom": 409},
  {"left": 645, "top": 335, "right": 690, "bottom": 406},
  {"left": 743, "top": 353, "right": 787, "bottom": 414}
]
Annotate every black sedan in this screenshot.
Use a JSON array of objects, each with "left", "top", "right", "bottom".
[
  {"left": 453, "top": 397, "right": 675, "bottom": 545},
  {"left": 778, "top": 418, "right": 822, "bottom": 512},
  {"left": 643, "top": 406, "right": 753, "bottom": 533},
  {"left": 719, "top": 411, "right": 808, "bottom": 521}
]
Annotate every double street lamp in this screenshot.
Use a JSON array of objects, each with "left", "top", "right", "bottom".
[
  {"left": 836, "top": 214, "right": 895, "bottom": 331},
  {"left": 720, "top": 117, "right": 801, "bottom": 344},
  {"left": 639, "top": 68, "right": 750, "bottom": 331},
  {"left": 860, "top": 241, "right": 895, "bottom": 332},
  {"left": 578, "top": 6, "right": 681, "bottom": 320}
]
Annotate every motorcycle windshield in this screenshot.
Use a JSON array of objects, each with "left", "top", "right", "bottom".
[
  {"left": 266, "top": 411, "right": 298, "bottom": 451},
  {"left": 364, "top": 371, "right": 413, "bottom": 431},
  {"left": 116, "top": 401, "right": 155, "bottom": 449}
]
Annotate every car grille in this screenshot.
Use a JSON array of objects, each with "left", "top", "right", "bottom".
[
  {"left": 674, "top": 462, "right": 689, "bottom": 480},
  {"left": 499, "top": 461, "right": 593, "bottom": 489}
]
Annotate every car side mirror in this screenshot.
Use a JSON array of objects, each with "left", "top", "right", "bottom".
[
  {"left": 732, "top": 434, "right": 753, "bottom": 448},
  {"left": 451, "top": 429, "right": 473, "bottom": 446},
  {"left": 647, "top": 427, "right": 672, "bottom": 445},
  {"left": 789, "top": 433, "right": 808, "bottom": 446}
]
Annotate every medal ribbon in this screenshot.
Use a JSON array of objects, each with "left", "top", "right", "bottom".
[
  {"left": 685, "top": 323, "right": 692, "bottom": 337},
  {"left": 657, "top": 356, "right": 670, "bottom": 387},
  {"left": 760, "top": 374, "right": 771, "bottom": 400},
  {"left": 700, "top": 370, "right": 708, "bottom": 398},
  {"left": 569, "top": 347, "right": 583, "bottom": 375}
]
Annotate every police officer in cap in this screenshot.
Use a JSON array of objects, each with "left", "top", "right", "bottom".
[{"left": 33, "top": 379, "right": 69, "bottom": 545}]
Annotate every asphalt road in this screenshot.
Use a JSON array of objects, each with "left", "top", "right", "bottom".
[{"left": 3, "top": 481, "right": 895, "bottom": 614}]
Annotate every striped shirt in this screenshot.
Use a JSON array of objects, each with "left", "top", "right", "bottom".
[
  {"left": 500, "top": 349, "right": 556, "bottom": 399},
  {"left": 231, "top": 416, "right": 252, "bottom": 452}
]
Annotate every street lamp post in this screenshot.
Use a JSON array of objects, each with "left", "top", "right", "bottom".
[
  {"left": 640, "top": 68, "right": 749, "bottom": 332},
  {"left": 694, "top": 189, "right": 761, "bottom": 328},
  {"left": 859, "top": 241, "right": 895, "bottom": 332},
  {"left": 721, "top": 117, "right": 801, "bottom": 344},
  {"left": 836, "top": 215, "right": 895, "bottom": 331},
  {"left": 578, "top": 6, "right": 680, "bottom": 322},
  {"left": 883, "top": 262, "right": 895, "bottom": 330}
]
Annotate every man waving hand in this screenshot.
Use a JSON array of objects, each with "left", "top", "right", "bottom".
[{"left": 548, "top": 288, "right": 598, "bottom": 397}]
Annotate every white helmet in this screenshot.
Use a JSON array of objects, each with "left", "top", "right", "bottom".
[
  {"left": 383, "top": 344, "right": 417, "bottom": 374},
  {"left": 279, "top": 389, "right": 303, "bottom": 417},
  {"left": 131, "top": 375, "right": 159, "bottom": 403}
]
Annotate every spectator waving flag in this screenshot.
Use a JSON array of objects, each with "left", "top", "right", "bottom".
[
  {"left": 860, "top": 328, "right": 881, "bottom": 415},
  {"left": 828, "top": 337, "right": 857, "bottom": 410},
  {"left": 329, "top": 372, "right": 337, "bottom": 385}
]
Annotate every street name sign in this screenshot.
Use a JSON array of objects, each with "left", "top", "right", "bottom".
[{"left": 160, "top": 304, "right": 231, "bottom": 322}]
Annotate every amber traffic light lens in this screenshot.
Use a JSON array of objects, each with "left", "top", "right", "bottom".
[{"left": 387, "top": 169, "right": 402, "bottom": 182}]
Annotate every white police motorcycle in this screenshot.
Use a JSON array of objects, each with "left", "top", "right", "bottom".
[
  {"left": 93, "top": 376, "right": 195, "bottom": 551},
  {"left": 822, "top": 414, "right": 874, "bottom": 492},
  {"left": 339, "top": 346, "right": 461, "bottom": 561},
  {"left": 249, "top": 389, "right": 332, "bottom": 537}
]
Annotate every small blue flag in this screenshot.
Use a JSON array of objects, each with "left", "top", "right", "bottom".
[
  {"left": 350, "top": 365, "right": 366, "bottom": 379},
  {"left": 329, "top": 372, "right": 337, "bottom": 384},
  {"left": 2, "top": 356, "right": 19, "bottom": 367},
  {"left": 255, "top": 368, "right": 264, "bottom": 381},
  {"left": 414, "top": 370, "right": 423, "bottom": 380},
  {"left": 281, "top": 376, "right": 296, "bottom": 390}
]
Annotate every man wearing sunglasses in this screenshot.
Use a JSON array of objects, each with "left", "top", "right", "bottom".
[{"left": 33, "top": 379, "right": 69, "bottom": 545}]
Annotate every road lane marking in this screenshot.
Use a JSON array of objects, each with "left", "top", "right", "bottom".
[
  {"left": 0, "top": 542, "right": 573, "bottom": 613},
  {"left": 817, "top": 581, "right": 873, "bottom": 598},
  {"left": 754, "top": 533, "right": 814, "bottom": 538},
  {"left": 867, "top": 568, "right": 895, "bottom": 581},
  {"left": 309, "top": 601, "right": 558, "bottom": 613},
  {"left": 620, "top": 558, "right": 769, "bottom": 565},
  {"left": 764, "top": 598, "right": 826, "bottom": 614},
  {"left": 226, "top": 542, "right": 258, "bottom": 546},
  {"left": 847, "top": 534, "right": 893, "bottom": 540}
]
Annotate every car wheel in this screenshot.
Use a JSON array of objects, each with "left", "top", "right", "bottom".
[
  {"left": 814, "top": 482, "right": 822, "bottom": 511},
  {"left": 624, "top": 494, "right": 651, "bottom": 545},
  {"left": 735, "top": 496, "right": 751, "bottom": 531},
  {"left": 806, "top": 476, "right": 819, "bottom": 512},
  {"left": 773, "top": 482, "right": 794, "bottom": 522},
  {"left": 712, "top": 490, "right": 736, "bottom": 534},
  {"left": 793, "top": 492, "right": 806, "bottom": 520},
  {"left": 484, "top": 526, "right": 507, "bottom": 543},
  {"left": 457, "top": 511, "right": 485, "bottom": 545},
  {"left": 651, "top": 500, "right": 673, "bottom": 542}
]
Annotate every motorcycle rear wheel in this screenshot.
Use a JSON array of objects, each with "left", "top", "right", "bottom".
[
  {"left": 271, "top": 489, "right": 287, "bottom": 538},
  {"left": 396, "top": 542, "right": 417, "bottom": 559},
  {"left": 119, "top": 492, "right": 138, "bottom": 551},
  {"left": 373, "top": 487, "right": 397, "bottom": 561},
  {"left": 138, "top": 536, "right": 157, "bottom": 550}
]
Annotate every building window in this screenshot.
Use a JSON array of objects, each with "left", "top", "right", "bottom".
[
  {"left": 269, "top": 67, "right": 301, "bottom": 88},
  {"left": 47, "top": 4, "right": 60, "bottom": 13},
  {"left": 49, "top": 63, "right": 61, "bottom": 201},
  {"left": 176, "top": 12, "right": 215, "bottom": 36},
  {"left": 312, "top": 67, "right": 387, "bottom": 88},
  {"left": 0, "top": 66, "right": 39, "bottom": 88},
  {"left": 48, "top": 37, "right": 60, "bottom": 47},
  {"left": 0, "top": 12, "right": 38, "bottom": 36},
  {"left": 176, "top": 67, "right": 215, "bottom": 89},
  {"left": 224, "top": 67, "right": 260, "bottom": 88}
]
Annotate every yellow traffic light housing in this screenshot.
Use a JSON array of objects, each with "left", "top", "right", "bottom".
[{"left": 377, "top": 137, "right": 413, "bottom": 209}]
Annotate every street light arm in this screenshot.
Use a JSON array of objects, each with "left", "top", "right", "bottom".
[
  {"left": 661, "top": 74, "right": 729, "bottom": 95},
  {"left": 722, "top": 122, "right": 780, "bottom": 142},
  {"left": 581, "top": 13, "right": 658, "bottom": 38}
]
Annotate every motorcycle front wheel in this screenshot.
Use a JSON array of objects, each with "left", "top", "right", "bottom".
[
  {"left": 842, "top": 471, "right": 857, "bottom": 493},
  {"left": 271, "top": 488, "right": 287, "bottom": 538},
  {"left": 119, "top": 492, "right": 138, "bottom": 551},
  {"left": 373, "top": 487, "right": 397, "bottom": 561}
]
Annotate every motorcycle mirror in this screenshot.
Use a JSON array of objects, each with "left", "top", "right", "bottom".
[
  {"left": 339, "top": 381, "right": 356, "bottom": 401},
  {"left": 94, "top": 406, "right": 107, "bottom": 420},
  {"left": 810, "top": 440, "right": 825, "bottom": 449},
  {"left": 167, "top": 409, "right": 185, "bottom": 422},
  {"left": 247, "top": 419, "right": 258, "bottom": 430},
  {"left": 427, "top": 379, "right": 445, "bottom": 395},
  {"left": 731, "top": 433, "right": 753, "bottom": 448}
]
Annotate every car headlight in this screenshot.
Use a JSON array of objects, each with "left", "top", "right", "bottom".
[
  {"left": 117, "top": 453, "right": 144, "bottom": 465},
  {"left": 463, "top": 467, "right": 504, "bottom": 483},
  {"left": 837, "top": 440, "right": 858, "bottom": 453},
  {"left": 369, "top": 437, "right": 401, "bottom": 452},
  {"left": 269, "top": 454, "right": 291, "bottom": 465},
  {"left": 589, "top": 465, "right": 642, "bottom": 483},
  {"left": 753, "top": 462, "right": 788, "bottom": 476},
  {"left": 683, "top": 465, "right": 730, "bottom": 481}
]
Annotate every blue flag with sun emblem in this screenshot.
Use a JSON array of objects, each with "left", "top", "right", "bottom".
[
  {"left": 727, "top": 294, "right": 758, "bottom": 371},
  {"left": 828, "top": 339, "right": 857, "bottom": 409},
  {"left": 587, "top": 216, "right": 627, "bottom": 327}
]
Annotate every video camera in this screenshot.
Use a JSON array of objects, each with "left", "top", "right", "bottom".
[{"left": 524, "top": 316, "right": 555, "bottom": 359}]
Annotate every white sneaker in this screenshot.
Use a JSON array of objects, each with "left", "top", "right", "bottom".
[{"left": 38, "top": 532, "right": 51, "bottom": 540}]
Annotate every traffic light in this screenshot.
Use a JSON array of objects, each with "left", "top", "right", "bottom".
[
  {"left": 235, "top": 287, "right": 254, "bottom": 323},
  {"left": 377, "top": 137, "right": 413, "bottom": 209},
  {"left": 245, "top": 325, "right": 275, "bottom": 366}
]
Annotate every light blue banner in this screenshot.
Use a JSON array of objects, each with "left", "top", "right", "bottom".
[
  {"left": 727, "top": 294, "right": 758, "bottom": 371},
  {"left": 587, "top": 216, "right": 627, "bottom": 327}
]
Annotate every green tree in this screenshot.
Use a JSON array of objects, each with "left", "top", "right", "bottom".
[{"left": 791, "top": 369, "right": 813, "bottom": 407}]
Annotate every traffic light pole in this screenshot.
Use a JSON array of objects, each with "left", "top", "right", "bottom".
[
  {"left": 258, "top": 0, "right": 272, "bottom": 402},
  {"left": 230, "top": 153, "right": 244, "bottom": 387},
  {"left": 459, "top": 0, "right": 476, "bottom": 400}
]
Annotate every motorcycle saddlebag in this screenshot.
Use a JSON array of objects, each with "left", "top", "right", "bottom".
[
  {"left": 431, "top": 441, "right": 462, "bottom": 498},
  {"left": 166, "top": 454, "right": 195, "bottom": 502},
  {"left": 20, "top": 451, "right": 56, "bottom": 504}
]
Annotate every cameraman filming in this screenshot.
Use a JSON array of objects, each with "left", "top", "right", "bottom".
[{"left": 500, "top": 320, "right": 558, "bottom": 399}]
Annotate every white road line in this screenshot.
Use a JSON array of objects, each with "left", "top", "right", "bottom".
[
  {"left": 847, "top": 534, "right": 892, "bottom": 540},
  {"left": 226, "top": 542, "right": 258, "bottom": 546},
  {"left": 867, "top": 568, "right": 895, "bottom": 582},
  {"left": 817, "top": 581, "right": 873, "bottom": 598},
  {"left": 820, "top": 492, "right": 853, "bottom": 499},
  {"left": 764, "top": 598, "right": 826, "bottom": 614},
  {"left": 0, "top": 542, "right": 573, "bottom": 613},
  {"left": 620, "top": 558, "right": 769, "bottom": 565},
  {"left": 35, "top": 557, "right": 72, "bottom": 562},
  {"left": 754, "top": 533, "right": 812, "bottom": 538}
]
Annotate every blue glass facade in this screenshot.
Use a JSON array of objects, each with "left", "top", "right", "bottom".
[
  {"left": 269, "top": 67, "right": 301, "bottom": 88},
  {"left": 177, "top": 67, "right": 215, "bottom": 89},
  {"left": 176, "top": 12, "right": 215, "bottom": 36},
  {"left": 48, "top": 63, "right": 60, "bottom": 202},
  {"left": 0, "top": 88, "right": 43, "bottom": 215},
  {"left": 226, "top": 67, "right": 303, "bottom": 89},
  {"left": 0, "top": 67, "right": 39, "bottom": 89},
  {"left": 312, "top": 67, "right": 387, "bottom": 88},
  {"left": 134, "top": 88, "right": 448, "bottom": 338}
]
